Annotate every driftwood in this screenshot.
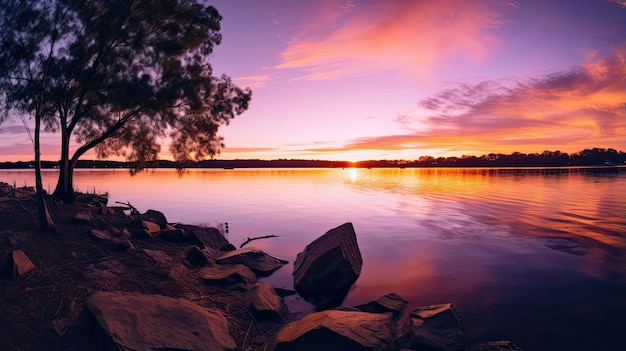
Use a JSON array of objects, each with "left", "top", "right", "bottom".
[
  {"left": 240, "top": 235, "right": 278, "bottom": 248},
  {"left": 112, "top": 201, "right": 140, "bottom": 215}
]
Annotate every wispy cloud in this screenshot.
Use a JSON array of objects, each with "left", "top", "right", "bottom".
[
  {"left": 0, "top": 125, "right": 30, "bottom": 134},
  {"left": 274, "top": 0, "right": 501, "bottom": 80},
  {"left": 233, "top": 75, "right": 271, "bottom": 89},
  {"left": 302, "top": 51, "right": 626, "bottom": 155},
  {"left": 222, "top": 146, "right": 278, "bottom": 153}
]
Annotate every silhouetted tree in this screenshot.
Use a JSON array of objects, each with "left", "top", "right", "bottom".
[
  {"left": 0, "top": 0, "right": 251, "bottom": 204},
  {"left": 0, "top": 0, "right": 65, "bottom": 232}
]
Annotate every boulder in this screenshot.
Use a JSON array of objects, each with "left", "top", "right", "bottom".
[
  {"left": 409, "top": 303, "right": 464, "bottom": 351},
  {"left": 177, "top": 224, "right": 236, "bottom": 251},
  {"left": 245, "top": 283, "right": 288, "bottom": 319},
  {"left": 293, "top": 222, "right": 362, "bottom": 308},
  {"left": 139, "top": 209, "right": 168, "bottom": 229},
  {"left": 85, "top": 291, "right": 236, "bottom": 351},
  {"left": 199, "top": 264, "right": 257, "bottom": 291},
  {"left": 182, "top": 245, "right": 209, "bottom": 268},
  {"left": 267, "top": 310, "right": 395, "bottom": 351},
  {"left": 216, "top": 247, "right": 287, "bottom": 276}
]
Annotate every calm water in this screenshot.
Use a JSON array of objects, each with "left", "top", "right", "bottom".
[{"left": 2, "top": 167, "right": 625, "bottom": 350}]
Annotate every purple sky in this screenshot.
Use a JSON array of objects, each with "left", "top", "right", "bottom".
[{"left": 1, "top": 0, "right": 625, "bottom": 161}]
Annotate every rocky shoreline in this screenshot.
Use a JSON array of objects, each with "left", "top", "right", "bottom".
[{"left": 0, "top": 182, "right": 523, "bottom": 350}]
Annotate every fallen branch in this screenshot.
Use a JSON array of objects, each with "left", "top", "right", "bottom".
[
  {"left": 113, "top": 201, "right": 139, "bottom": 215},
  {"left": 240, "top": 234, "right": 278, "bottom": 248}
]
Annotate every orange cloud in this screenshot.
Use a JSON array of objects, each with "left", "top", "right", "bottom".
[
  {"left": 302, "top": 51, "right": 626, "bottom": 156},
  {"left": 274, "top": 0, "right": 500, "bottom": 80}
]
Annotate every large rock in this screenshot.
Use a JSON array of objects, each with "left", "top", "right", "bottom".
[
  {"left": 139, "top": 209, "right": 168, "bottom": 229},
  {"left": 177, "top": 224, "right": 236, "bottom": 251},
  {"left": 293, "top": 222, "right": 362, "bottom": 308},
  {"left": 409, "top": 303, "right": 465, "bottom": 351},
  {"left": 216, "top": 247, "right": 287, "bottom": 276},
  {"left": 199, "top": 264, "right": 257, "bottom": 291},
  {"left": 245, "top": 283, "right": 288, "bottom": 319},
  {"left": 182, "top": 245, "right": 209, "bottom": 268},
  {"left": 267, "top": 310, "right": 395, "bottom": 351},
  {"left": 85, "top": 291, "right": 236, "bottom": 351}
]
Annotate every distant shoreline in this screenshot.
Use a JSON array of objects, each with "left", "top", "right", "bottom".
[
  {"left": 0, "top": 160, "right": 624, "bottom": 170},
  {"left": 1, "top": 147, "right": 624, "bottom": 170}
]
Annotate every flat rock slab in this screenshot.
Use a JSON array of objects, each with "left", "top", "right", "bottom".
[
  {"left": 216, "top": 247, "right": 287, "bottom": 276},
  {"left": 74, "top": 211, "right": 94, "bottom": 223},
  {"left": 85, "top": 291, "right": 236, "bottom": 351},
  {"left": 139, "top": 209, "right": 168, "bottom": 229},
  {"left": 141, "top": 249, "right": 173, "bottom": 264},
  {"left": 90, "top": 229, "right": 113, "bottom": 240},
  {"left": 245, "top": 283, "right": 287, "bottom": 319},
  {"left": 199, "top": 264, "right": 257, "bottom": 291},
  {"left": 268, "top": 309, "right": 394, "bottom": 351},
  {"left": 410, "top": 303, "right": 465, "bottom": 351},
  {"left": 355, "top": 293, "right": 409, "bottom": 316},
  {"left": 141, "top": 220, "right": 161, "bottom": 233}
]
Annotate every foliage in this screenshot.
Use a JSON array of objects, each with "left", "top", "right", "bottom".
[{"left": 0, "top": 0, "right": 251, "bottom": 201}]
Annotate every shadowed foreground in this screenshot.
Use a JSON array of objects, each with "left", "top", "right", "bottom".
[{"left": 0, "top": 183, "right": 523, "bottom": 351}]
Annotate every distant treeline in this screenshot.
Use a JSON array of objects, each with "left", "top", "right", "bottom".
[{"left": 1, "top": 148, "right": 624, "bottom": 169}]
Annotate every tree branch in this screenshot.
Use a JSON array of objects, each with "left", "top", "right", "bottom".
[
  {"left": 240, "top": 234, "right": 278, "bottom": 248},
  {"left": 70, "top": 107, "right": 143, "bottom": 164}
]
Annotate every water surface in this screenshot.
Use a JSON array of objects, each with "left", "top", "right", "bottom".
[{"left": 2, "top": 167, "right": 625, "bottom": 350}]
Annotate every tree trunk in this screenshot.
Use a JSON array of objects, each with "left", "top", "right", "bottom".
[
  {"left": 53, "top": 124, "right": 74, "bottom": 202},
  {"left": 34, "top": 114, "right": 57, "bottom": 233}
]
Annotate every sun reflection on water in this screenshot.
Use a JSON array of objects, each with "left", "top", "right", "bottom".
[{"left": 346, "top": 167, "right": 358, "bottom": 182}]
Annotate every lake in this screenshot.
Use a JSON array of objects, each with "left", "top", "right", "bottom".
[{"left": 1, "top": 167, "right": 625, "bottom": 350}]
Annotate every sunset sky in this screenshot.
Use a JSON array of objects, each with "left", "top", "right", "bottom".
[{"left": 1, "top": 0, "right": 625, "bottom": 162}]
